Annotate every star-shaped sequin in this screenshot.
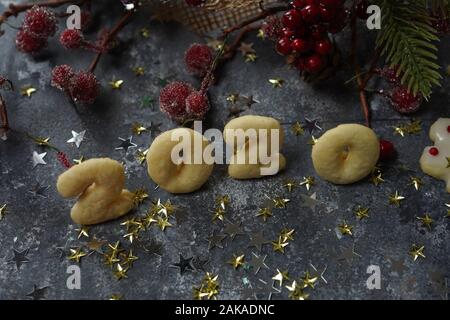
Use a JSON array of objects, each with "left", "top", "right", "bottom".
[
  {"left": 409, "top": 176, "right": 423, "bottom": 191},
  {"left": 409, "top": 244, "right": 425, "bottom": 261},
  {"left": 68, "top": 247, "right": 87, "bottom": 263},
  {"left": 272, "top": 269, "right": 289, "bottom": 287},
  {"left": 115, "top": 136, "right": 137, "bottom": 152},
  {"left": 389, "top": 191, "right": 405, "bottom": 207},
  {"left": 32, "top": 151, "right": 47, "bottom": 168},
  {"left": 223, "top": 220, "right": 244, "bottom": 240},
  {"left": 238, "top": 42, "right": 255, "bottom": 56},
  {"left": 228, "top": 254, "right": 245, "bottom": 270},
  {"left": 20, "top": 85, "right": 36, "bottom": 97},
  {"left": 300, "top": 176, "right": 315, "bottom": 191},
  {"left": 248, "top": 231, "right": 269, "bottom": 252},
  {"left": 8, "top": 248, "right": 30, "bottom": 270},
  {"left": 291, "top": 121, "right": 305, "bottom": 136},
  {"left": 354, "top": 207, "right": 370, "bottom": 220},
  {"left": 0, "top": 203, "right": 7, "bottom": 220},
  {"left": 67, "top": 130, "right": 86, "bottom": 148},
  {"left": 283, "top": 180, "right": 298, "bottom": 192},
  {"left": 171, "top": 254, "right": 194, "bottom": 275},
  {"left": 28, "top": 182, "right": 49, "bottom": 198},
  {"left": 338, "top": 221, "right": 353, "bottom": 236},
  {"left": 248, "top": 253, "right": 268, "bottom": 274},
  {"left": 207, "top": 231, "right": 227, "bottom": 250},
  {"left": 109, "top": 79, "right": 124, "bottom": 89},
  {"left": 416, "top": 214, "right": 433, "bottom": 230},
  {"left": 304, "top": 117, "right": 322, "bottom": 135},
  {"left": 256, "top": 207, "right": 272, "bottom": 222},
  {"left": 26, "top": 285, "right": 48, "bottom": 300},
  {"left": 269, "top": 78, "right": 284, "bottom": 88}
]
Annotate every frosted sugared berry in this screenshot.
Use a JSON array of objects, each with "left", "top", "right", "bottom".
[
  {"left": 261, "top": 16, "right": 283, "bottom": 40},
  {"left": 277, "top": 37, "right": 293, "bottom": 55},
  {"left": 429, "top": 147, "right": 439, "bottom": 156},
  {"left": 315, "top": 39, "right": 332, "bottom": 55},
  {"left": 159, "top": 81, "right": 194, "bottom": 122},
  {"left": 69, "top": 71, "right": 99, "bottom": 104},
  {"left": 60, "top": 29, "right": 84, "bottom": 49},
  {"left": 185, "top": 44, "right": 214, "bottom": 77},
  {"left": 388, "top": 85, "right": 423, "bottom": 114},
  {"left": 186, "top": 91, "right": 209, "bottom": 119},
  {"left": 16, "top": 29, "right": 47, "bottom": 53},
  {"left": 379, "top": 140, "right": 395, "bottom": 161},
  {"left": 51, "top": 65, "right": 75, "bottom": 90},
  {"left": 305, "top": 54, "right": 324, "bottom": 73},
  {"left": 57, "top": 151, "right": 72, "bottom": 169},
  {"left": 23, "top": 5, "right": 57, "bottom": 38},
  {"left": 378, "top": 66, "right": 401, "bottom": 84}
]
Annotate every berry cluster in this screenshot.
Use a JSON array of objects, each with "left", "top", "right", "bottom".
[
  {"left": 159, "top": 81, "right": 209, "bottom": 123},
  {"left": 51, "top": 65, "right": 99, "bottom": 105},
  {"left": 377, "top": 67, "right": 423, "bottom": 114},
  {"left": 16, "top": 5, "right": 57, "bottom": 54},
  {"left": 269, "top": 0, "right": 350, "bottom": 73}
]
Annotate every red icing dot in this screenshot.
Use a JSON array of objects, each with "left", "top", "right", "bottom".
[
  {"left": 429, "top": 147, "right": 439, "bottom": 156},
  {"left": 447, "top": 125, "right": 450, "bottom": 133}
]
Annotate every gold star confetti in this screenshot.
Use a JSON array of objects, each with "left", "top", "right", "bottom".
[
  {"left": 338, "top": 221, "right": 353, "bottom": 236},
  {"left": 68, "top": 248, "right": 87, "bottom": 263},
  {"left": 157, "top": 216, "right": 172, "bottom": 231},
  {"left": 122, "top": 249, "right": 138, "bottom": 267},
  {"left": 291, "top": 122, "right": 305, "bottom": 136},
  {"left": 132, "top": 67, "right": 145, "bottom": 76},
  {"left": 389, "top": 191, "right": 405, "bottom": 207},
  {"left": 446, "top": 157, "right": 450, "bottom": 168},
  {"left": 109, "top": 294, "right": 122, "bottom": 300},
  {"left": 370, "top": 171, "right": 385, "bottom": 186},
  {"left": 300, "top": 176, "right": 315, "bottom": 191},
  {"left": 20, "top": 85, "right": 36, "bottom": 97},
  {"left": 354, "top": 207, "right": 370, "bottom": 220},
  {"left": 228, "top": 254, "right": 245, "bottom": 270},
  {"left": 120, "top": 217, "right": 143, "bottom": 231},
  {"left": 132, "top": 188, "right": 148, "bottom": 206},
  {"left": 283, "top": 180, "right": 298, "bottom": 192},
  {"left": 109, "top": 79, "right": 124, "bottom": 89},
  {"left": 406, "top": 119, "right": 422, "bottom": 134},
  {"left": 307, "top": 136, "right": 318, "bottom": 146},
  {"left": 212, "top": 207, "right": 226, "bottom": 222},
  {"left": 269, "top": 78, "right": 284, "bottom": 88},
  {"left": 32, "top": 137, "right": 51, "bottom": 147},
  {"left": 123, "top": 230, "right": 139, "bottom": 244},
  {"left": 417, "top": 214, "right": 433, "bottom": 230},
  {"left": 409, "top": 176, "right": 423, "bottom": 191},
  {"left": 446, "top": 203, "right": 450, "bottom": 218},
  {"left": 0, "top": 204, "right": 8, "bottom": 220},
  {"left": 256, "top": 207, "right": 272, "bottom": 222},
  {"left": 238, "top": 42, "right": 255, "bottom": 55},
  {"left": 289, "top": 288, "right": 309, "bottom": 300},
  {"left": 193, "top": 272, "right": 219, "bottom": 300},
  {"left": 226, "top": 93, "right": 239, "bottom": 104},
  {"left": 163, "top": 200, "right": 178, "bottom": 216},
  {"left": 245, "top": 53, "right": 257, "bottom": 62},
  {"left": 107, "top": 241, "right": 124, "bottom": 257},
  {"left": 280, "top": 228, "right": 295, "bottom": 242},
  {"left": 143, "top": 212, "right": 157, "bottom": 228},
  {"left": 272, "top": 269, "right": 289, "bottom": 287},
  {"left": 215, "top": 195, "right": 230, "bottom": 210},
  {"left": 75, "top": 226, "right": 89, "bottom": 239},
  {"left": 409, "top": 244, "right": 425, "bottom": 261},
  {"left": 113, "top": 263, "right": 128, "bottom": 280},
  {"left": 104, "top": 252, "right": 120, "bottom": 268},
  {"left": 301, "top": 271, "right": 318, "bottom": 289},
  {"left": 73, "top": 156, "right": 85, "bottom": 165},
  {"left": 139, "top": 27, "right": 150, "bottom": 38},
  {"left": 272, "top": 236, "right": 289, "bottom": 253},
  {"left": 273, "top": 197, "right": 290, "bottom": 209},
  {"left": 393, "top": 125, "right": 406, "bottom": 137},
  {"left": 132, "top": 122, "right": 148, "bottom": 135},
  {"left": 257, "top": 29, "right": 265, "bottom": 39},
  {"left": 135, "top": 149, "right": 148, "bottom": 165}
]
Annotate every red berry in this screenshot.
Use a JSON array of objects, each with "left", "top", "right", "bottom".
[
  {"left": 51, "top": 65, "right": 75, "bottom": 90},
  {"left": 320, "top": 0, "right": 343, "bottom": 7},
  {"left": 185, "top": 43, "right": 214, "bottom": 77},
  {"left": 290, "top": 0, "right": 306, "bottom": 9},
  {"left": 301, "top": 4, "right": 320, "bottom": 23},
  {"left": 388, "top": 85, "right": 423, "bottom": 114},
  {"left": 310, "top": 24, "right": 326, "bottom": 39},
  {"left": 447, "top": 125, "right": 450, "bottom": 133},
  {"left": 16, "top": 29, "right": 47, "bottom": 53},
  {"left": 379, "top": 140, "right": 395, "bottom": 161},
  {"left": 69, "top": 71, "right": 99, "bottom": 104},
  {"left": 292, "top": 38, "right": 311, "bottom": 53},
  {"left": 23, "top": 5, "right": 57, "bottom": 38},
  {"left": 185, "top": 0, "right": 204, "bottom": 6},
  {"left": 159, "top": 81, "right": 193, "bottom": 122},
  {"left": 296, "top": 57, "right": 307, "bottom": 70},
  {"left": 319, "top": 5, "right": 335, "bottom": 22},
  {"left": 282, "top": 10, "right": 303, "bottom": 29},
  {"left": 281, "top": 27, "right": 295, "bottom": 38},
  {"left": 186, "top": 91, "right": 209, "bottom": 119},
  {"left": 315, "top": 39, "right": 332, "bottom": 55},
  {"left": 305, "top": 54, "right": 324, "bottom": 73},
  {"left": 429, "top": 147, "right": 439, "bottom": 156},
  {"left": 276, "top": 37, "right": 293, "bottom": 55},
  {"left": 60, "top": 29, "right": 84, "bottom": 49},
  {"left": 378, "top": 66, "right": 401, "bottom": 84}
]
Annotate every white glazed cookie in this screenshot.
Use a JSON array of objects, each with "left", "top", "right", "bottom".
[
  {"left": 146, "top": 128, "right": 214, "bottom": 193},
  {"left": 57, "top": 158, "right": 135, "bottom": 225},
  {"left": 312, "top": 124, "right": 379, "bottom": 184},
  {"left": 224, "top": 115, "right": 286, "bottom": 179},
  {"left": 419, "top": 118, "right": 450, "bottom": 193}
]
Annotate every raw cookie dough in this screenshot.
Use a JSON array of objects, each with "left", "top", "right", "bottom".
[
  {"left": 146, "top": 128, "right": 214, "bottom": 193},
  {"left": 420, "top": 118, "right": 450, "bottom": 193},
  {"left": 312, "top": 123, "right": 379, "bottom": 184},
  {"left": 57, "top": 158, "right": 135, "bottom": 225},
  {"left": 224, "top": 115, "right": 286, "bottom": 179}
]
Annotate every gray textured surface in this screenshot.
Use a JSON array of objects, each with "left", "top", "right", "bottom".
[{"left": 0, "top": 1, "right": 449, "bottom": 300}]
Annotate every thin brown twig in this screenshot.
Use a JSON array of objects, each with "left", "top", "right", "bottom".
[
  {"left": 88, "top": 10, "right": 134, "bottom": 73},
  {"left": 0, "top": 95, "right": 9, "bottom": 135}
]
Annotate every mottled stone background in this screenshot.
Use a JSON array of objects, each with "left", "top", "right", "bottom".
[{"left": 0, "top": 1, "right": 448, "bottom": 300}]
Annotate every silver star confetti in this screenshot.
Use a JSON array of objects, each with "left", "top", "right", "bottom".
[
  {"left": 67, "top": 130, "right": 86, "bottom": 148},
  {"left": 32, "top": 151, "right": 47, "bottom": 168}
]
